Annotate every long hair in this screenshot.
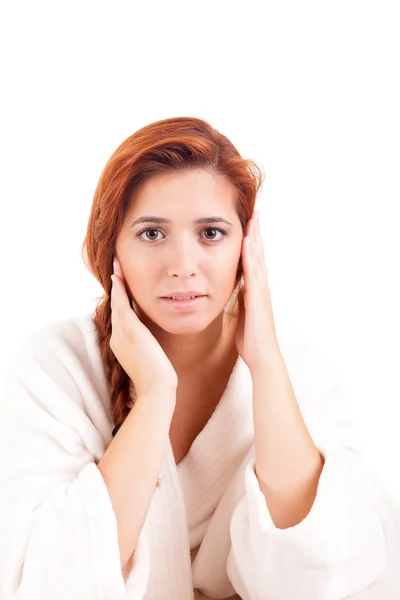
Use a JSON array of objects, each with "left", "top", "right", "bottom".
[{"left": 81, "top": 116, "right": 264, "bottom": 432}]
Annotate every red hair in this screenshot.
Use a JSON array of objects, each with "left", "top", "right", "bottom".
[{"left": 81, "top": 116, "right": 264, "bottom": 431}]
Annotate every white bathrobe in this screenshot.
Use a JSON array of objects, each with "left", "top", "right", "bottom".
[{"left": 0, "top": 312, "right": 393, "bottom": 599}]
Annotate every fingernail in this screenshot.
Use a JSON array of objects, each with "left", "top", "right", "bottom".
[{"left": 113, "top": 259, "right": 117, "bottom": 272}]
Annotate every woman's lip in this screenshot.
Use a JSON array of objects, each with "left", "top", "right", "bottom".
[
  {"left": 160, "top": 296, "right": 207, "bottom": 310},
  {"left": 161, "top": 294, "right": 206, "bottom": 299}
]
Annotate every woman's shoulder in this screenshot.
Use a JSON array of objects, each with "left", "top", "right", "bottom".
[
  {"left": 5, "top": 312, "right": 109, "bottom": 404},
  {"left": 274, "top": 311, "right": 344, "bottom": 397},
  {"left": 273, "top": 314, "right": 351, "bottom": 449},
  {"left": 1, "top": 312, "right": 113, "bottom": 438},
  {"left": 10, "top": 312, "right": 98, "bottom": 365}
]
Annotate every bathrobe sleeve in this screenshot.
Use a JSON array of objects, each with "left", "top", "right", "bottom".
[
  {"left": 0, "top": 328, "right": 150, "bottom": 600},
  {"left": 226, "top": 337, "right": 393, "bottom": 600}
]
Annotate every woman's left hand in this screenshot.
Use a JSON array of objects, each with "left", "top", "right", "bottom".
[{"left": 235, "top": 211, "right": 282, "bottom": 372}]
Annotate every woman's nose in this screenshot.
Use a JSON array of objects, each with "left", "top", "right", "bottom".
[{"left": 165, "top": 235, "right": 201, "bottom": 277}]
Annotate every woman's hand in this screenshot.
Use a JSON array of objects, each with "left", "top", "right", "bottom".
[
  {"left": 110, "top": 257, "right": 178, "bottom": 399},
  {"left": 234, "top": 211, "right": 282, "bottom": 373}
]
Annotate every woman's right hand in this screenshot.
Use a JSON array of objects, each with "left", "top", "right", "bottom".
[{"left": 110, "top": 256, "right": 178, "bottom": 400}]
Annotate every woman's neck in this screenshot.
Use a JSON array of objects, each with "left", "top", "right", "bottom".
[{"left": 143, "top": 312, "right": 238, "bottom": 380}]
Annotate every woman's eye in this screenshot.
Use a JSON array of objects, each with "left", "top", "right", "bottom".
[
  {"left": 202, "top": 227, "right": 227, "bottom": 241},
  {"left": 138, "top": 228, "right": 161, "bottom": 242},
  {"left": 137, "top": 227, "right": 227, "bottom": 243}
]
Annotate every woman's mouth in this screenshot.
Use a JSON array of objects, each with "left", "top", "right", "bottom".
[{"left": 160, "top": 295, "right": 207, "bottom": 311}]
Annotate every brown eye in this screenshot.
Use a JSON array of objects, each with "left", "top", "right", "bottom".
[
  {"left": 137, "top": 228, "right": 163, "bottom": 242},
  {"left": 203, "top": 228, "right": 219, "bottom": 240},
  {"left": 201, "top": 227, "right": 228, "bottom": 241}
]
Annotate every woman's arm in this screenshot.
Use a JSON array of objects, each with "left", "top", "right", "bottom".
[
  {"left": 98, "top": 386, "right": 176, "bottom": 571},
  {"left": 227, "top": 340, "right": 392, "bottom": 600},
  {"left": 251, "top": 355, "right": 324, "bottom": 528}
]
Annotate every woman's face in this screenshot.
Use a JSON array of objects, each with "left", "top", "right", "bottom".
[{"left": 115, "top": 168, "right": 244, "bottom": 334}]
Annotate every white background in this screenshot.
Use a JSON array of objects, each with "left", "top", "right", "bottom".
[{"left": 1, "top": 0, "right": 399, "bottom": 594}]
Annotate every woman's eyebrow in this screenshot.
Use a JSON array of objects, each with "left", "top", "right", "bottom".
[{"left": 130, "top": 216, "right": 233, "bottom": 227}]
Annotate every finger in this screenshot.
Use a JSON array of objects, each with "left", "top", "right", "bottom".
[
  {"left": 245, "top": 212, "right": 256, "bottom": 237},
  {"left": 241, "top": 235, "right": 252, "bottom": 275},
  {"left": 253, "top": 212, "right": 263, "bottom": 253},
  {"left": 113, "top": 256, "right": 124, "bottom": 280},
  {"left": 111, "top": 274, "right": 131, "bottom": 312},
  {"left": 112, "top": 257, "right": 140, "bottom": 317}
]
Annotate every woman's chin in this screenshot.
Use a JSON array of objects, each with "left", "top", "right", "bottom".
[
  {"left": 151, "top": 309, "right": 227, "bottom": 335},
  {"left": 158, "top": 314, "right": 211, "bottom": 334}
]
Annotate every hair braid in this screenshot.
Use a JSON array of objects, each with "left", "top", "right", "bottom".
[{"left": 92, "top": 293, "right": 135, "bottom": 434}]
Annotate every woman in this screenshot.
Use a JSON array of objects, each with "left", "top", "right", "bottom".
[{"left": 0, "top": 116, "right": 393, "bottom": 599}]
